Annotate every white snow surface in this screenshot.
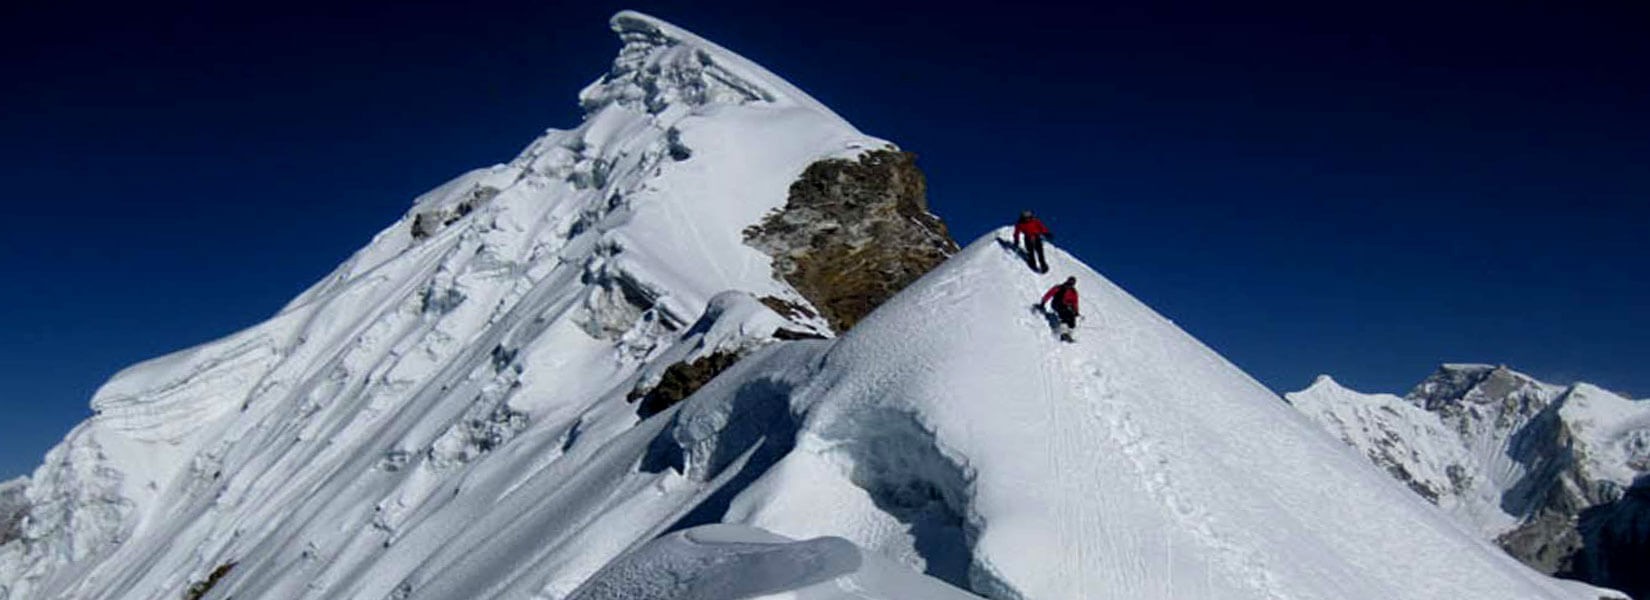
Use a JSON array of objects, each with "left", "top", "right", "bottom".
[
  {"left": 1286, "top": 376, "right": 1514, "bottom": 531},
  {"left": 0, "top": 9, "right": 1615, "bottom": 600},
  {"left": 567, "top": 524, "right": 977, "bottom": 600},
  {"left": 1288, "top": 369, "right": 1650, "bottom": 539},
  {"left": 713, "top": 232, "right": 1605, "bottom": 600}
]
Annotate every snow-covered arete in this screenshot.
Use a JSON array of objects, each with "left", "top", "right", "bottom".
[
  {"left": 705, "top": 232, "right": 1612, "bottom": 599},
  {"left": 0, "top": 9, "right": 1623, "bottom": 600}
]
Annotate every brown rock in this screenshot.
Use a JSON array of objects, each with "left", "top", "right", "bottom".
[
  {"left": 745, "top": 149, "right": 958, "bottom": 332},
  {"left": 632, "top": 351, "right": 743, "bottom": 419}
]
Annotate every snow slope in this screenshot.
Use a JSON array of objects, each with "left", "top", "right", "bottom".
[
  {"left": 709, "top": 232, "right": 1611, "bottom": 599},
  {"left": 568, "top": 524, "right": 978, "bottom": 600}
]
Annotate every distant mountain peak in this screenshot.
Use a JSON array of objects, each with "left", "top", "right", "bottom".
[
  {"left": 1304, "top": 373, "right": 1344, "bottom": 391},
  {"left": 1292, "top": 365, "right": 1649, "bottom": 597},
  {"left": 1408, "top": 363, "right": 1561, "bottom": 413}
]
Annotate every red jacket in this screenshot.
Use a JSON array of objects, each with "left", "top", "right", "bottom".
[
  {"left": 1013, "top": 217, "right": 1050, "bottom": 244},
  {"left": 1042, "top": 284, "right": 1079, "bottom": 313}
]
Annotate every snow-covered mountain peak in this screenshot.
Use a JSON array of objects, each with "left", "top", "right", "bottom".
[
  {"left": 1291, "top": 365, "right": 1649, "bottom": 594},
  {"left": 1286, "top": 378, "right": 1487, "bottom": 507},
  {"left": 1303, "top": 373, "right": 1350, "bottom": 393},
  {"left": 0, "top": 11, "right": 926, "bottom": 599},
  {"left": 1407, "top": 363, "right": 1562, "bottom": 413},
  {"left": 582, "top": 11, "right": 854, "bottom": 127}
]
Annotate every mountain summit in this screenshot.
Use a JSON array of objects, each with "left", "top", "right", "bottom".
[
  {"left": 1289, "top": 365, "right": 1649, "bottom": 597},
  {"left": 0, "top": 11, "right": 1624, "bottom": 600},
  {"left": 0, "top": 10, "right": 952, "bottom": 599}
]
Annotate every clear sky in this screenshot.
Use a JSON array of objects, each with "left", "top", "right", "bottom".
[{"left": 1, "top": 0, "right": 1645, "bottom": 480}]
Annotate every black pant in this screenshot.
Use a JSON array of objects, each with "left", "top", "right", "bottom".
[
  {"left": 1023, "top": 236, "right": 1048, "bottom": 272},
  {"left": 1053, "top": 305, "right": 1077, "bottom": 329}
]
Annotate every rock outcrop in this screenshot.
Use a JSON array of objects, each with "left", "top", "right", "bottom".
[
  {"left": 745, "top": 150, "right": 958, "bottom": 332},
  {"left": 0, "top": 477, "right": 26, "bottom": 546},
  {"left": 638, "top": 150, "right": 953, "bottom": 424},
  {"left": 632, "top": 351, "right": 742, "bottom": 418},
  {"left": 1565, "top": 476, "right": 1650, "bottom": 600}
]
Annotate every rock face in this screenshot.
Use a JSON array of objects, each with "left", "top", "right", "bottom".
[
  {"left": 624, "top": 154, "right": 947, "bottom": 422},
  {"left": 1407, "top": 366, "right": 1635, "bottom": 574},
  {"left": 744, "top": 150, "right": 958, "bottom": 332},
  {"left": 632, "top": 351, "right": 742, "bottom": 418},
  {"left": 1566, "top": 476, "right": 1650, "bottom": 600},
  {"left": 0, "top": 478, "right": 25, "bottom": 546},
  {"left": 1288, "top": 364, "right": 1650, "bottom": 595}
]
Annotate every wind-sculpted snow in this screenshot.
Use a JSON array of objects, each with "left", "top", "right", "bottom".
[
  {"left": 0, "top": 10, "right": 888, "bottom": 600},
  {"left": 720, "top": 231, "right": 1613, "bottom": 599},
  {"left": 567, "top": 524, "right": 977, "bottom": 600},
  {"left": 568, "top": 524, "right": 858, "bottom": 599}
]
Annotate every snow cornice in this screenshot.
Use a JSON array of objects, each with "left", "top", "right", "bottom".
[{"left": 605, "top": 10, "right": 859, "bottom": 129}]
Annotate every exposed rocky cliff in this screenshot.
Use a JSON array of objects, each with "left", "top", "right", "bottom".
[
  {"left": 632, "top": 151, "right": 954, "bottom": 421},
  {"left": 1289, "top": 364, "right": 1650, "bottom": 596},
  {"left": 744, "top": 149, "right": 958, "bottom": 332},
  {"left": 0, "top": 478, "right": 25, "bottom": 546},
  {"left": 1565, "top": 476, "right": 1650, "bottom": 600},
  {"left": 1411, "top": 367, "right": 1637, "bottom": 574}
]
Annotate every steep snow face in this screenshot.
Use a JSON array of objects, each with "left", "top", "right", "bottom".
[
  {"left": 0, "top": 11, "right": 897, "bottom": 600},
  {"left": 567, "top": 524, "right": 978, "bottom": 600},
  {"left": 1287, "top": 376, "right": 1511, "bottom": 530},
  {"left": 713, "top": 232, "right": 1605, "bottom": 600},
  {"left": 1288, "top": 367, "right": 1650, "bottom": 584}
]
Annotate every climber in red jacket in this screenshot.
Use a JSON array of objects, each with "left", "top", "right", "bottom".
[
  {"left": 1012, "top": 210, "right": 1052, "bottom": 273},
  {"left": 1040, "top": 276, "right": 1080, "bottom": 342}
]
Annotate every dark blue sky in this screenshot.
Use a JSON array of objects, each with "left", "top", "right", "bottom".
[{"left": 2, "top": 0, "right": 1645, "bottom": 479}]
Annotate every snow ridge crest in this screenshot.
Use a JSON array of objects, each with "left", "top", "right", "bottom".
[{"left": 581, "top": 11, "right": 854, "bottom": 127}]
